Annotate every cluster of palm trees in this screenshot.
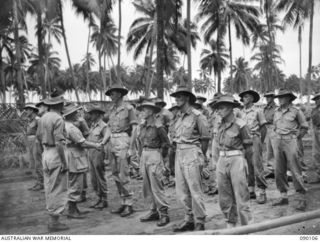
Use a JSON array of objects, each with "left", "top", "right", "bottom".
[{"left": 0, "top": 0, "right": 318, "bottom": 108}]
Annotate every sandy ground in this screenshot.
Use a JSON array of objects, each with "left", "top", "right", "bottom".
[{"left": 1, "top": 142, "right": 320, "bottom": 235}]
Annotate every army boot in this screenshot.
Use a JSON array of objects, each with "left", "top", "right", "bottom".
[
  {"left": 157, "top": 208, "right": 170, "bottom": 227},
  {"left": 47, "top": 215, "right": 69, "bottom": 232},
  {"left": 67, "top": 201, "right": 85, "bottom": 219}
]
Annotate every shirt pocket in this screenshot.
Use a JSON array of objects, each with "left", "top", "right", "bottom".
[
  {"left": 284, "top": 112, "right": 295, "bottom": 122},
  {"left": 223, "top": 130, "right": 239, "bottom": 149},
  {"left": 182, "top": 116, "right": 196, "bottom": 137}
]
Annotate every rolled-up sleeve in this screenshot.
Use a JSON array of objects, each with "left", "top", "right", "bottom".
[
  {"left": 69, "top": 126, "right": 86, "bottom": 144},
  {"left": 128, "top": 106, "right": 138, "bottom": 126},
  {"left": 197, "top": 114, "right": 211, "bottom": 140},
  {"left": 297, "top": 109, "right": 309, "bottom": 129}
]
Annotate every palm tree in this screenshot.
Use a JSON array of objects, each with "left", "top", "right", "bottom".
[
  {"left": 200, "top": 39, "right": 229, "bottom": 91},
  {"left": 186, "top": 0, "right": 192, "bottom": 88},
  {"left": 81, "top": 52, "right": 96, "bottom": 100},
  {"left": 231, "top": 57, "right": 252, "bottom": 93},
  {"left": 117, "top": 0, "right": 122, "bottom": 85},
  {"left": 197, "top": 0, "right": 260, "bottom": 92},
  {"left": 307, "top": 0, "right": 314, "bottom": 103}
]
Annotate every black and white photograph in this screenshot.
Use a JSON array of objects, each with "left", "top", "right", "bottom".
[{"left": 1, "top": 0, "right": 320, "bottom": 238}]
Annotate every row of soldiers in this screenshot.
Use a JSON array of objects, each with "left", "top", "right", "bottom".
[{"left": 22, "top": 83, "right": 320, "bottom": 233}]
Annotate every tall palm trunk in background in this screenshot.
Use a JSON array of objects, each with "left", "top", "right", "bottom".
[
  {"left": 228, "top": 16, "right": 233, "bottom": 80},
  {"left": 156, "top": 0, "right": 164, "bottom": 99},
  {"left": 36, "top": 12, "right": 47, "bottom": 98},
  {"left": 186, "top": 0, "right": 192, "bottom": 89},
  {"left": 298, "top": 26, "right": 303, "bottom": 96},
  {"left": 117, "top": 0, "right": 122, "bottom": 85},
  {"left": 58, "top": 0, "right": 80, "bottom": 102},
  {"left": 13, "top": 0, "right": 25, "bottom": 108},
  {"left": 99, "top": 49, "right": 106, "bottom": 100},
  {"left": 85, "top": 26, "right": 91, "bottom": 100},
  {"left": 145, "top": 17, "right": 157, "bottom": 97},
  {"left": 0, "top": 50, "right": 6, "bottom": 103},
  {"left": 307, "top": 0, "right": 314, "bottom": 104}
]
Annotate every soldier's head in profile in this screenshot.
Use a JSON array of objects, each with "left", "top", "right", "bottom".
[
  {"left": 264, "top": 91, "right": 275, "bottom": 104},
  {"left": 170, "top": 86, "right": 196, "bottom": 109},
  {"left": 105, "top": 84, "right": 128, "bottom": 103},
  {"left": 274, "top": 89, "right": 296, "bottom": 107},
  {"left": 137, "top": 101, "right": 161, "bottom": 120},
  {"left": 212, "top": 95, "right": 240, "bottom": 120}
]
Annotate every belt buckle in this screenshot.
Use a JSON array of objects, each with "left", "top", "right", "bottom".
[{"left": 220, "top": 151, "right": 226, "bottom": 157}]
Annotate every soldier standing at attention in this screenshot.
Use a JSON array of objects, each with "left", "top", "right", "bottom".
[
  {"left": 239, "top": 90, "right": 268, "bottom": 204},
  {"left": 24, "top": 104, "right": 39, "bottom": 190},
  {"left": 101, "top": 84, "right": 138, "bottom": 217},
  {"left": 36, "top": 96, "right": 68, "bottom": 232},
  {"left": 310, "top": 93, "right": 320, "bottom": 183},
  {"left": 213, "top": 95, "right": 253, "bottom": 228},
  {"left": 63, "top": 104, "right": 101, "bottom": 219},
  {"left": 170, "top": 86, "right": 210, "bottom": 232},
  {"left": 132, "top": 101, "right": 171, "bottom": 227},
  {"left": 87, "top": 105, "right": 109, "bottom": 209},
  {"left": 272, "top": 89, "right": 308, "bottom": 211},
  {"left": 263, "top": 92, "right": 278, "bottom": 176}
]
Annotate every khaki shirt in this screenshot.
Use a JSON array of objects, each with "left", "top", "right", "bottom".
[
  {"left": 108, "top": 102, "right": 138, "bottom": 133},
  {"left": 138, "top": 118, "right": 170, "bottom": 149},
  {"left": 311, "top": 106, "right": 320, "bottom": 128},
  {"left": 156, "top": 108, "right": 173, "bottom": 129},
  {"left": 174, "top": 107, "right": 210, "bottom": 145},
  {"left": 264, "top": 102, "right": 278, "bottom": 124},
  {"left": 26, "top": 116, "right": 39, "bottom": 136},
  {"left": 242, "top": 105, "right": 267, "bottom": 135},
  {"left": 274, "top": 104, "right": 309, "bottom": 135},
  {"left": 88, "top": 119, "right": 107, "bottom": 143},
  {"left": 216, "top": 117, "right": 252, "bottom": 151},
  {"left": 73, "top": 117, "right": 90, "bottom": 138},
  {"left": 36, "top": 111, "right": 66, "bottom": 146},
  {"left": 65, "top": 121, "right": 88, "bottom": 173}
]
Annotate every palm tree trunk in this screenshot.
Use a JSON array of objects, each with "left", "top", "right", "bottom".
[
  {"left": 146, "top": 18, "right": 157, "bottom": 97},
  {"left": 13, "top": 0, "right": 25, "bottom": 108},
  {"left": 99, "top": 50, "right": 106, "bottom": 100},
  {"left": 58, "top": 0, "right": 80, "bottom": 102},
  {"left": 298, "top": 26, "right": 303, "bottom": 97},
  {"left": 156, "top": 0, "right": 165, "bottom": 98},
  {"left": 307, "top": 0, "right": 314, "bottom": 104},
  {"left": 228, "top": 17, "right": 233, "bottom": 81},
  {"left": 0, "top": 49, "right": 6, "bottom": 103},
  {"left": 186, "top": 0, "right": 192, "bottom": 89},
  {"left": 36, "top": 12, "right": 46, "bottom": 98},
  {"left": 117, "top": 0, "right": 122, "bottom": 85},
  {"left": 85, "top": 26, "right": 91, "bottom": 100},
  {"left": 265, "top": 0, "right": 273, "bottom": 91}
]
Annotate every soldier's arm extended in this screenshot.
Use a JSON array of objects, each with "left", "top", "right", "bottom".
[
  {"left": 53, "top": 118, "right": 68, "bottom": 171},
  {"left": 258, "top": 109, "right": 267, "bottom": 143},
  {"left": 101, "top": 126, "right": 111, "bottom": 145},
  {"left": 239, "top": 124, "right": 253, "bottom": 150},
  {"left": 69, "top": 125, "right": 100, "bottom": 149}
]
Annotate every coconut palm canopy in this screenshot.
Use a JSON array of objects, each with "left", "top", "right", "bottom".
[{"left": 0, "top": 0, "right": 319, "bottom": 106}]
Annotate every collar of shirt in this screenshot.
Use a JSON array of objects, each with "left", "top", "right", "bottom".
[
  {"left": 177, "top": 106, "right": 193, "bottom": 118},
  {"left": 142, "top": 117, "right": 156, "bottom": 128},
  {"left": 111, "top": 101, "right": 125, "bottom": 114},
  {"left": 265, "top": 102, "right": 276, "bottom": 110},
  {"left": 243, "top": 105, "right": 255, "bottom": 113},
  {"left": 219, "top": 117, "right": 236, "bottom": 131},
  {"left": 278, "top": 104, "right": 292, "bottom": 114},
  {"left": 92, "top": 118, "right": 103, "bottom": 129}
]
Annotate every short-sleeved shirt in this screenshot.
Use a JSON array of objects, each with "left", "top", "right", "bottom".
[
  {"left": 168, "top": 115, "right": 178, "bottom": 142},
  {"left": 88, "top": 119, "right": 107, "bottom": 143},
  {"left": 174, "top": 107, "right": 210, "bottom": 145},
  {"left": 108, "top": 102, "right": 138, "bottom": 133},
  {"left": 138, "top": 118, "right": 170, "bottom": 149},
  {"left": 274, "top": 104, "right": 309, "bottom": 135},
  {"left": 311, "top": 106, "right": 320, "bottom": 128},
  {"left": 264, "top": 102, "right": 278, "bottom": 124},
  {"left": 36, "top": 111, "right": 66, "bottom": 146},
  {"left": 216, "top": 118, "right": 252, "bottom": 151},
  {"left": 156, "top": 108, "right": 173, "bottom": 129},
  {"left": 242, "top": 105, "right": 267, "bottom": 135},
  {"left": 26, "top": 116, "right": 39, "bottom": 136},
  {"left": 65, "top": 121, "right": 88, "bottom": 172}
]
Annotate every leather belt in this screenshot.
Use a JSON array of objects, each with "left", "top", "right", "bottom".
[
  {"left": 275, "top": 134, "right": 297, "bottom": 140},
  {"left": 143, "top": 147, "right": 160, "bottom": 151},
  {"left": 111, "top": 132, "right": 128, "bottom": 138},
  {"left": 176, "top": 143, "right": 199, "bottom": 149},
  {"left": 219, "top": 150, "right": 243, "bottom": 157}
]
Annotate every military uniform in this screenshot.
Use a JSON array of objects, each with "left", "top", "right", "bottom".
[
  {"left": 138, "top": 114, "right": 170, "bottom": 223},
  {"left": 108, "top": 101, "right": 138, "bottom": 206},
  {"left": 26, "top": 115, "right": 38, "bottom": 170},
  {"left": 65, "top": 121, "right": 88, "bottom": 203},
  {"left": 36, "top": 111, "right": 68, "bottom": 218},
  {"left": 174, "top": 107, "right": 210, "bottom": 226},
  {"left": 273, "top": 104, "right": 308, "bottom": 200},
  {"left": 263, "top": 101, "right": 277, "bottom": 171},
  {"left": 312, "top": 102, "right": 320, "bottom": 177},
  {"left": 87, "top": 119, "right": 108, "bottom": 202},
  {"left": 241, "top": 105, "right": 268, "bottom": 194}
]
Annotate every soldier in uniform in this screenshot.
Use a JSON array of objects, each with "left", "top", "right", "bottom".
[
  {"left": 170, "top": 86, "right": 210, "bottom": 232},
  {"left": 24, "top": 104, "right": 40, "bottom": 190},
  {"left": 36, "top": 96, "right": 69, "bottom": 232},
  {"left": 132, "top": 101, "right": 171, "bottom": 226},
  {"left": 63, "top": 104, "right": 101, "bottom": 219},
  {"left": 263, "top": 92, "right": 278, "bottom": 176},
  {"left": 101, "top": 84, "right": 138, "bottom": 217},
  {"left": 154, "top": 97, "right": 173, "bottom": 132},
  {"left": 239, "top": 90, "right": 268, "bottom": 204},
  {"left": 87, "top": 105, "right": 109, "bottom": 209},
  {"left": 272, "top": 89, "right": 308, "bottom": 211},
  {"left": 213, "top": 95, "right": 253, "bottom": 228},
  {"left": 311, "top": 93, "right": 320, "bottom": 183},
  {"left": 196, "top": 96, "right": 210, "bottom": 119}
]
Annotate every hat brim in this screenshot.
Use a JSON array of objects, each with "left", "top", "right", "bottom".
[
  {"left": 169, "top": 106, "right": 179, "bottom": 111},
  {"left": 170, "top": 91, "right": 196, "bottom": 104},
  {"left": 211, "top": 101, "right": 240, "bottom": 110},
  {"left": 137, "top": 104, "right": 161, "bottom": 113},
  {"left": 264, "top": 94, "right": 275, "bottom": 97},
  {"left": 35, "top": 101, "right": 46, "bottom": 107},
  {"left": 105, "top": 88, "right": 128, "bottom": 96},
  {"left": 239, "top": 91, "right": 260, "bottom": 103},
  {"left": 43, "top": 100, "right": 65, "bottom": 105},
  {"left": 312, "top": 95, "right": 320, "bottom": 101},
  {"left": 274, "top": 93, "right": 297, "bottom": 101},
  {"left": 197, "top": 97, "right": 207, "bottom": 102},
  {"left": 87, "top": 109, "right": 105, "bottom": 114},
  {"left": 23, "top": 106, "right": 38, "bottom": 112},
  {"left": 63, "top": 106, "right": 82, "bottom": 117},
  {"left": 155, "top": 101, "right": 166, "bottom": 107}
]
